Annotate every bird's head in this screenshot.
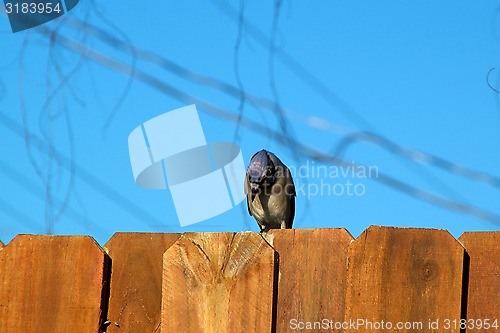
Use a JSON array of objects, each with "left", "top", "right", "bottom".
[{"left": 247, "top": 150, "right": 276, "bottom": 197}]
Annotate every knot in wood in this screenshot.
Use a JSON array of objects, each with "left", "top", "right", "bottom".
[{"left": 420, "top": 259, "right": 438, "bottom": 282}]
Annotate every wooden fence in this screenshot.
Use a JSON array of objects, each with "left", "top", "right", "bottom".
[{"left": 0, "top": 226, "right": 498, "bottom": 333}]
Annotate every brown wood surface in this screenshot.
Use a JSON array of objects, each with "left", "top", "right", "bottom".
[
  {"left": 162, "top": 232, "right": 277, "bottom": 333},
  {"left": 105, "top": 232, "right": 180, "bottom": 333},
  {"left": 459, "top": 232, "right": 500, "bottom": 332},
  {"left": 0, "top": 234, "right": 109, "bottom": 333},
  {"left": 345, "top": 226, "right": 466, "bottom": 333},
  {"left": 267, "top": 228, "right": 353, "bottom": 333}
]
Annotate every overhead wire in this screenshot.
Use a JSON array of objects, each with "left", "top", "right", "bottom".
[
  {"left": 0, "top": 112, "right": 171, "bottom": 230},
  {"left": 2, "top": 9, "right": 500, "bottom": 232},
  {"left": 332, "top": 131, "right": 500, "bottom": 189},
  {"left": 0, "top": 198, "right": 40, "bottom": 234},
  {"left": 0, "top": 160, "right": 108, "bottom": 235},
  {"left": 209, "top": 0, "right": 376, "bottom": 131},
  {"left": 28, "top": 26, "right": 500, "bottom": 225},
  {"left": 59, "top": 8, "right": 470, "bottom": 204},
  {"left": 211, "top": 0, "right": 475, "bottom": 203}
]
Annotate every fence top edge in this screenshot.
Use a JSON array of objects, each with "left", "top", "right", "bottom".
[
  {"left": 353, "top": 225, "right": 463, "bottom": 245},
  {"left": 1, "top": 234, "right": 106, "bottom": 254},
  {"left": 458, "top": 231, "right": 500, "bottom": 240},
  {"left": 2, "top": 228, "right": 498, "bottom": 248}
]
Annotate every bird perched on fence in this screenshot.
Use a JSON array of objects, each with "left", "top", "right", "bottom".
[{"left": 245, "top": 149, "right": 296, "bottom": 232}]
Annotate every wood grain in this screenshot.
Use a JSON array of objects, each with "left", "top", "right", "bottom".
[
  {"left": 459, "top": 232, "right": 500, "bottom": 332},
  {"left": 105, "top": 232, "right": 180, "bottom": 333},
  {"left": 0, "top": 234, "right": 109, "bottom": 333},
  {"left": 162, "top": 232, "right": 277, "bottom": 333},
  {"left": 267, "top": 228, "right": 353, "bottom": 333},
  {"left": 345, "top": 226, "right": 466, "bottom": 333}
]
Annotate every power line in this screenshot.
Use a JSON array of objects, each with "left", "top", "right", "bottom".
[
  {"left": 3, "top": 8, "right": 497, "bottom": 191},
  {"left": 0, "top": 112, "right": 171, "bottom": 230},
  {"left": 33, "top": 27, "right": 500, "bottom": 225},
  {"left": 59, "top": 16, "right": 496, "bottom": 194},
  {"left": 66, "top": 7, "right": 470, "bottom": 204},
  {"left": 3, "top": 11, "right": 499, "bottom": 226},
  {"left": 210, "top": 0, "right": 376, "bottom": 132},
  {"left": 0, "top": 197, "right": 40, "bottom": 234},
  {"left": 333, "top": 131, "right": 500, "bottom": 189},
  {"left": 59, "top": 15, "right": 470, "bottom": 210},
  {"left": 0, "top": 159, "right": 108, "bottom": 235},
  {"left": 209, "top": 0, "right": 472, "bottom": 204}
]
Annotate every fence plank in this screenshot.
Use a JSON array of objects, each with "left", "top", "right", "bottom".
[
  {"left": 459, "top": 232, "right": 500, "bottom": 331},
  {"left": 105, "top": 232, "right": 180, "bottom": 333},
  {"left": 267, "top": 228, "right": 353, "bottom": 333},
  {"left": 162, "top": 232, "right": 277, "bottom": 333},
  {"left": 0, "top": 234, "right": 110, "bottom": 333},
  {"left": 345, "top": 226, "right": 466, "bottom": 333}
]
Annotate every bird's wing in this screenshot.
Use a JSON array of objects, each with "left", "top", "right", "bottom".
[
  {"left": 268, "top": 152, "right": 296, "bottom": 195},
  {"left": 244, "top": 176, "right": 253, "bottom": 216},
  {"left": 246, "top": 194, "right": 253, "bottom": 217},
  {"left": 287, "top": 194, "right": 295, "bottom": 229},
  {"left": 285, "top": 166, "right": 295, "bottom": 228}
]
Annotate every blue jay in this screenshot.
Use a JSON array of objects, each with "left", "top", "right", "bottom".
[{"left": 245, "top": 150, "right": 295, "bottom": 232}]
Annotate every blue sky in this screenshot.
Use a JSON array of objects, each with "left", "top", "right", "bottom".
[{"left": 1, "top": 0, "right": 500, "bottom": 245}]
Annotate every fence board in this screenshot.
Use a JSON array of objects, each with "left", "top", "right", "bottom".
[
  {"left": 267, "top": 228, "right": 353, "bottom": 333},
  {"left": 344, "top": 226, "right": 466, "bottom": 333},
  {"left": 459, "top": 232, "right": 500, "bottom": 331},
  {"left": 105, "top": 232, "right": 180, "bottom": 333},
  {"left": 0, "top": 234, "right": 110, "bottom": 333},
  {"left": 162, "top": 232, "right": 277, "bottom": 333}
]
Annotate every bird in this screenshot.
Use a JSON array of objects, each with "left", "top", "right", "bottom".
[{"left": 244, "top": 149, "right": 296, "bottom": 232}]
